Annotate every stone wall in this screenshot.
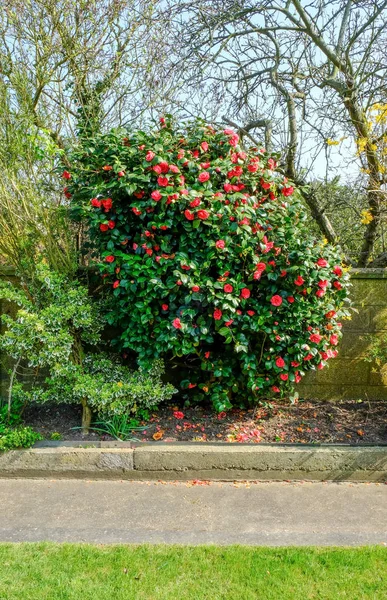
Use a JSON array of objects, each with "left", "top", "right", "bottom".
[
  {"left": 1, "top": 268, "right": 387, "bottom": 402},
  {"left": 299, "top": 269, "right": 387, "bottom": 401}
]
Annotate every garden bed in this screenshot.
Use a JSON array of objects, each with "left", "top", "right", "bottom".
[{"left": 24, "top": 399, "right": 387, "bottom": 444}]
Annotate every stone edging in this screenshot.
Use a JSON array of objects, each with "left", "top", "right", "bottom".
[{"left": 0, "top": 442, "right": 387, "bottom": 482}]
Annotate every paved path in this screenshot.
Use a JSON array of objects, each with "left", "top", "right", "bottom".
[{"left": 0, "top": 479, "right": 387, "bottom": 545}]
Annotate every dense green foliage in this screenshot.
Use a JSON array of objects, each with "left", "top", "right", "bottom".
[{"left": 67, "top": 120, "right": 351, "bottom": 411}]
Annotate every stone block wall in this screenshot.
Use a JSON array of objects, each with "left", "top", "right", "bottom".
[
  {"left": 299, "top": 269, "right": 387, "bottom": 401},
  {"left": 1, "top": 268, "right": 387, "bottom": 402}
]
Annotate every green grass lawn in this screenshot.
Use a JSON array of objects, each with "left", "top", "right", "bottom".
[{"left": 0, "top": 543, "right": 386, "bottom": 600}]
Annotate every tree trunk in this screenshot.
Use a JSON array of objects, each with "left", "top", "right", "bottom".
[
  {"left": 81, "top": 399, "right": 92, "bottom": 434},
  {"left": 302, "top": 187, "right": 339, "bottom": 246}
]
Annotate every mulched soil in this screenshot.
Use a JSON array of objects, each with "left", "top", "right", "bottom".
[{"left": 24, "top": 399, "right": 387, "bottom": 444}]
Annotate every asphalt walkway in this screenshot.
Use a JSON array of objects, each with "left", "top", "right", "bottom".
[{"left": 1, "top": 478, "right": 386, "bottom": 545}]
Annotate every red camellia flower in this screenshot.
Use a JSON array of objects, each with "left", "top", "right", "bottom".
[
  {"left": 281, "top": 186, "right": 294, "bottom": 196},
  {"left": 295, "top": 374, "right": 302, "bottom": 384},
  {"left": 224, "top": 284, "right": 233, "bottom": 293},
  {"left": 287, "top": 296, "right": 295, "bottom": 303},
  {"left": 330, "top": 334, "right": 339, "bottom": 346},
  {"left": 294, "top": 275, "right": 305, "bottom": 286},
  {"left": 325, "top": 310, "right": 336, "bottom": 319},
  {"left": 333, "top": 266, "right": 343, "bottom": 277},
  {"left": 162, "top": 304, "right": 168, "bottom": 311},
  {"left": 204, "top": 351, "right": 211, "bottom": 359},
  {"left": 192, "top": 286, "right": 200, "bottom": 292},
  {"left": 101, "top": 198, "right": 113, "bottom": 211},
  {"left": 247, "top": 310, "right": 255, "bottom": 316},
  {"left": 105, "top": 255, "right": 115, "bottom": 263},
  {"left": 240, "top": 288, "right": 250, "bottom": 299},
  {"left": 318, "top": 279, "right": 328, "bottom": 288},
  {"left": 272, "top": 386, "right": 280, "bottom": 393},
  {"left": 132, "top": 207, "right": 142, "bottom": 215},
  {"left": 275, "top": 357, "right": 285, "bottom": 368},
  {"left": 317, "top": 258, "right": 328, "bottom": 267},
  {"left": 333, "top": 281, "right": 342, "bottom": 290},
  {"left": 118, "top": 171, "right": 125, "bottom": 177},
  {"left": 173, "top": 318, "right": 182, "bottom": 329},
  {"left": 145, "top": 151, "right": 155, "bottom": 161},
  {"left": 99, "top": 223, "right": 109, "bottom": 232},
  {"left": 91, "top": 198, "right": 101, "bottom": 207},
  {"left": 108, "top": 220, "right": 115, "bottom": 229},
  {"left": 215, "top": 239, "right": 225, "bottom": 249},
  {"left": 190, "top": 198, "right": 201, "bottom": 208},
  {"left": 184, "top": 209, "right": 195, "bottom": 221},
  {"left": 316, "top": 289, "right": 325, "bottom": 298},
  {"left": 62, "top": 170, "right": 71, "bottom": 179},
  {"left": 280, "top": 373, "right": 288, "bottom": 381},
  {"left": 157, "top": 176, "right": 169, "bottom": 187},
  {"left": 309, "top": 333, "right": 322, "bottom": 344},
  {"left": 113, "top": 280, "right": 120, "bottom": 289},
  {"left": 271, "top": 295, "right": 283, "bottom": 306},
  {"left": 261, "top": 178, "right": 271, "bottom": 190},
  {"left": 198, "top": 171, "right": 210, "bottom": 183},
  {"left": 213, "top": 308, "right": 222, "bottom": 320},
  {"left": 151, "top": 190, "right": 162, "bottom": 201},
  {"left": 159, "top": 161, "right": 169, "bottom": 173},
  {"left": 173, "top": 411, "right": 184, "bottom": 419},
  {"left": 197, "top": 209, "right": 210, "bottom": 220},
  {"left": 201, "top": 141, "right": 209, "bottom": 152},
  {"left": 267, "top": 158, "right": 276, "bottom": 170},
  {"left": 153, "top": 165, "right": 162, "bottom": 174}
]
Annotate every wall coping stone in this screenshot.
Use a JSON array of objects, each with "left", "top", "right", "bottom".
[{"left": 1, "top": 442, "right": 387, "bottom": 482}]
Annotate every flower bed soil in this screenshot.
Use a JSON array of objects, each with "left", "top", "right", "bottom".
[{"left": 23, "top": 399, "right": 387, "bottom": 444}]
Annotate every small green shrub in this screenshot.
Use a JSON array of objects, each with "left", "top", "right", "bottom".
[
  {"left": 0, "top": 266, "right": 176, "bottom": 429},
  {"left": 0, "top": 427, "right": 41, "bottom": 452}
]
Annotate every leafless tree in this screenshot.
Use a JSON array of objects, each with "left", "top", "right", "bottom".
[
  {"left": 0, "top": 0, "right": 171, "bottom": 145},
  {"left": 165, "top": 0, "right": 387, "bottom": 266}
]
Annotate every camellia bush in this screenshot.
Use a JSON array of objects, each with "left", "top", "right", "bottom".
[{"left": 66, "top": 119, "right": 351, "bottom": 411}]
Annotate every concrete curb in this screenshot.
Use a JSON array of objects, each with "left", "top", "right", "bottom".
[{"left": 1, "top": 442, "right": 387, "bottom": 481}]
